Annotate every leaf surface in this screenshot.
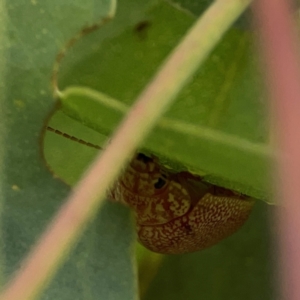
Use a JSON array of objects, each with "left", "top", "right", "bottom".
[
  {"left": 49, "top": 1, "right": 271, "bottom": 200},
  {"left": 0, "top": 0, "right": 155, "bottom": 298}
]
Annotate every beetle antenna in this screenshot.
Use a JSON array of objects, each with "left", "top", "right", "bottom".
[{"left": 46, "top": 126, "right": 102, "bottom": 150}]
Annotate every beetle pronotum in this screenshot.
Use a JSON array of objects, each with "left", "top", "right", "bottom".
[{"left": 45, "top": 126, "right": 254, "bottom": 254}]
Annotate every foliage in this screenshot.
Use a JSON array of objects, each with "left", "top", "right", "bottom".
[{"left": 1, "top": 0, "right": 272, "bottom": 299}]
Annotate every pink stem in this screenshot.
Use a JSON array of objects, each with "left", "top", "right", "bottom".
[{"left": 253, "top": 0, "right": 300, "bottom": 299}]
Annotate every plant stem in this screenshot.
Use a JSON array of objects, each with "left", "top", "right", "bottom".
[{"left": 253, "top": 0, "right": 300, "bottom": 299}]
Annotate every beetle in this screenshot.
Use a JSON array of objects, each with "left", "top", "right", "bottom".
[
  {"left": 46, "top": 126, "right": 254, "bottom": 254},
  {"left": 109, "top": 152, "right": 254, "bottom": 254}
]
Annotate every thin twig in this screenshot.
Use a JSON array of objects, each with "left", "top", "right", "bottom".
[{"left": 0, "top": 1, "right": 251, "bottom": 299}]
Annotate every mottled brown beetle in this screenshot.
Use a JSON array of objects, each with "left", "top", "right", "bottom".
[{"left": 109, "top": 153, "right": 254, "bottom": 254}]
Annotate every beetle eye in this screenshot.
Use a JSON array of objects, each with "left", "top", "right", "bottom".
[
  {"left": 136, "top": 153, "right": 152, "bottom": 163},
  {"left": 154, "top": 177, "right": 166, "bottom": 189}
]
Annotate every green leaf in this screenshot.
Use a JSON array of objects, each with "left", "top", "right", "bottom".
[
  {"left": 0, "top": 0, "right": 155, "bottom": 298},
  {"left": 48, "top": 0, "right": 271, "bottom": 200}
]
